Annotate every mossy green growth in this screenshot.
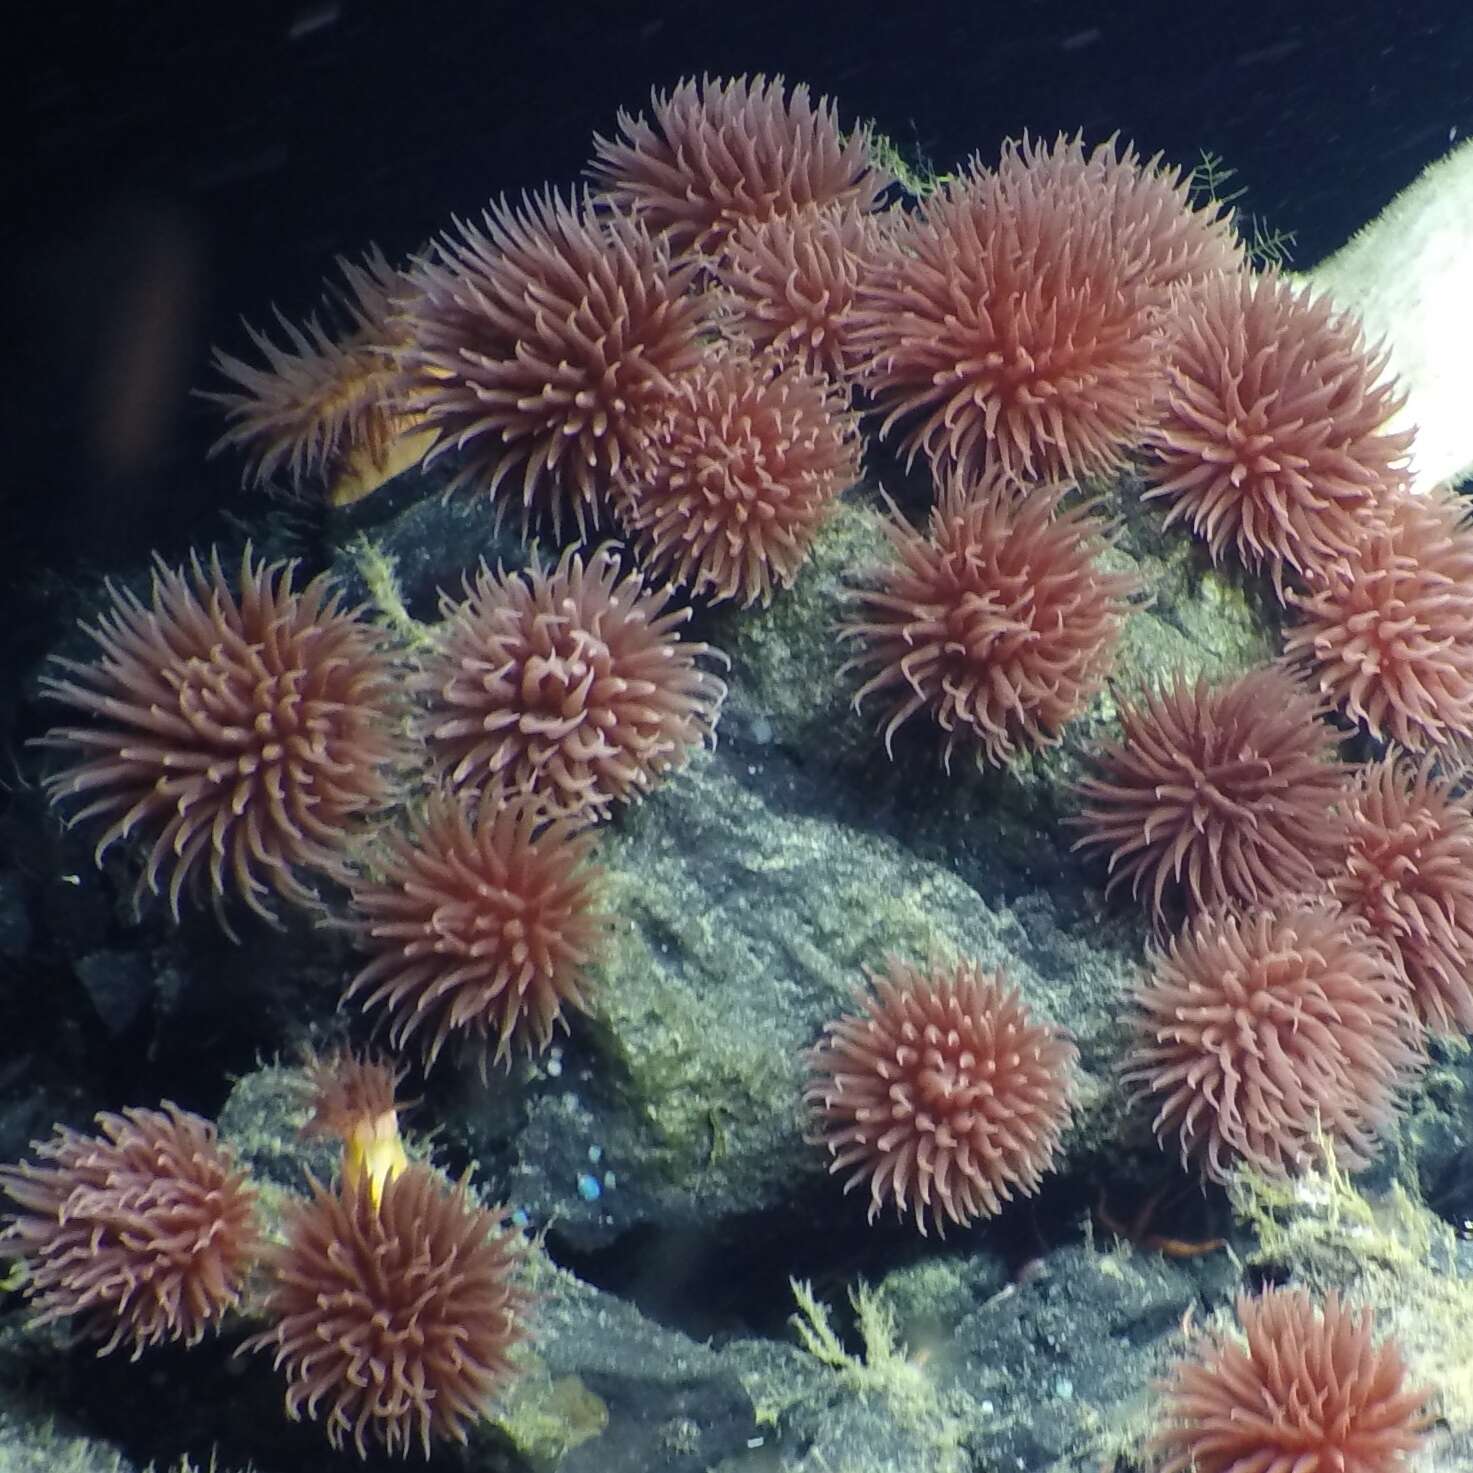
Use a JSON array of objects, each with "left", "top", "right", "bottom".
[
  {"left": 1227, "top": 1149, "right": 1432, "bottom": 1275},
  {"left": 0, "top": 1421, "right": 241, "bottom": 1473},
  {"left": 592, "top": 758, "right": 1084, "bottom": 1197},
  {"left": 1106, "top": 537, "right": 1277, "bottom": 700},
  {"left": 781, "top": 1278, "right": 967, "bottom": 1473},
  {"left": 865, "top": 128, "right": 953, "bottom": 200},
  {"left": 789, "top": 1277, "right": 920, "bottom": 1391},
  {"left": 349, "top": 533, "right": 436, "bottom": 649},
  {"left": 494, "top": 1368, "right": 609, "bottom": 1470},
  {"left": 713, "top": 497, "right": 879, "bottom": 749},
  {"left": 146, "top": 1457, "right": 256, "bottom": 1473}
]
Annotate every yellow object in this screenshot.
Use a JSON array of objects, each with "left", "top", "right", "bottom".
[
  {"left": 328, "top": 415, "right": 437, "bottom": 507},
  {"left": 342, "top": 1109, "right": 410, "bottom": 1208}
]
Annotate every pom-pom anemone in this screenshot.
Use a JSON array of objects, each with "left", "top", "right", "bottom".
[
  {"left": 399, "top": 190, "right": 711, "bottom": 535},
  {"left": 804, "top": 956, "right": 1076, "bottom": 1235},
  {"left": 243, "top": 1165, "right": 528, "bottom": 1458},
  {"left": 1125, "top": 897, "right": 1421, "bottom": 1182},
  {"left": 1144, "top": 269, "right": 1412, "bottom": 596},
  {"left": 841, "top": 471, "right": 1140, "bottom": 769},
  {"left": 1072, "top": 666, "right": 1349, "bottom": 925},
  {"left": 415, "top": 545, "right": 728, "bottom": 822},
  {"left": 589, "top": 73, "right": 890, "bottom": 256},
  {"left": 854, "top": 134, "right": 1238, "bottom": 488},
  {"left": 712, "top": 201, "right": 895, "bottom": 385},
  {"left": 1286, "top": 485, "right": 1473, "bottom": 753},
  {"left": 1152, "top": 1288, "right": 1432, "bottom": 1473},
  {"left": 612, "top": 346, "right": 863, "bottom": 606},
  {"left": 204, "top": 247, "right": 434, "bottom": 506},
  {"left": 34, "top": 546, "right": 404, "bottom": 934},
  {"left": 346, "top": 794, "right": 606, "bottom": 1071},
  {"left": 0, "top": 1105, "right": 260, "bottom": 1357},
  {"left": 1333, "top": 754, "right": 1473, "bottom": 1034}
]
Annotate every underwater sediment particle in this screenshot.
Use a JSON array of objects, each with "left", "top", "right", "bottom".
[{"left": 803, "top": 956, "right": 1077, "bottom": 1235}]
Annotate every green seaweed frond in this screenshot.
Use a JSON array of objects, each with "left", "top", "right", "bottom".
[
  {"left": 1187, "top": 148, "right": 1247, "bottom": 210},
  {"left": 788, "top": 1278, "right": 966, "bottom": 1470},
  {"left": 1187, "top": 148, "right": 1295, "bottom": 268},
  {"left": 1227, "top": 1133, "right": 1427, "bottom": 1272},
  {"left": 867, "top": 127, "right": 952, "bottom": 200},
  {"left": 789, "top": 1277, "right": 923, "bottom": 1394},
  {"left": 350, "top": 535, "right": 435, "bottom": 650},
  {"left": 1244, "top": 215, "right": 1297, "bottom": 269}
]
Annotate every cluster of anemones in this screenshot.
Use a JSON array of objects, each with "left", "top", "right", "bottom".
[
  {"left": 1054, "top": 655, "right": 1447, "bottom": 1469},
  {"left": 31, "top": 536, "right": 718, "bottom": 1079},
  {"left": 200, "top": 70, "right": 1473, "bottom": 770},
  {"left": 41, "top": 74, "right": 911, "bottom": 1086},
  {"left": 1071, "top": 657, "right": 1473, "bottom": 1186},
  {"left": 0, "top": 1057, "right": 531, "bottom": 1460},
  {"left": 23, "top": 74, "right": 895, "bottom": 1467},
  {"left": 205, "top": 75, "right": 889, "bottom": 610},
  {"left": 1133, "top": 238, "right": 1473, "bottom": 759},
  {"left": 799, "top": 933, "right": 1438, "bottom": 1470},
  {"left": 24, "top": 66, "right": 1465, "bottom": 1469}
]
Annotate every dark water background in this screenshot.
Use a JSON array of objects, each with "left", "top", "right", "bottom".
[{"left": 10, "top": 0, "right": 1472, "bottom": 582}]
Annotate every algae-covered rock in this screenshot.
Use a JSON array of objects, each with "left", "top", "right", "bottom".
[{"left": 492, "top": 747, "right": 1130, "bottom": 1244}]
